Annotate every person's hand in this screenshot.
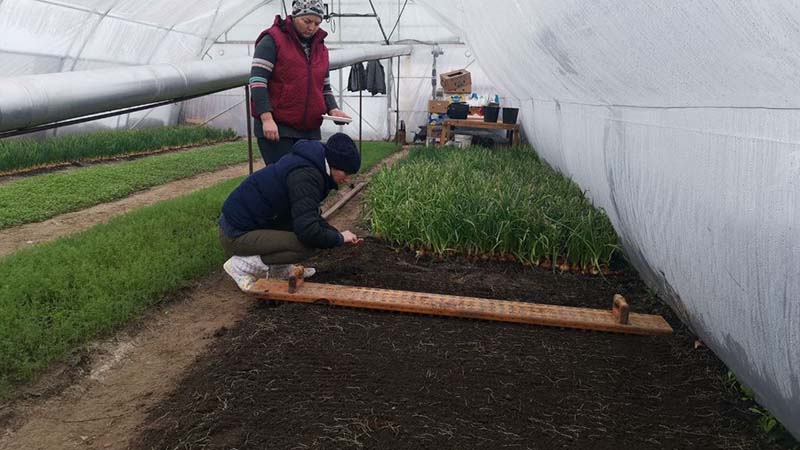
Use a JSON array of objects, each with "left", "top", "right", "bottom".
[
  {"left": 328, "top": 108, "right": 351, "bottom": 126},
  {"left": 341, "top": 230, "right": 363, "bottom": 245},
  {"left": 260, "top": 113, "right": 279, "bottom": 141}
]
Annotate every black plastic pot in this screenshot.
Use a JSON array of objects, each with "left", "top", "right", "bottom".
[
  {"left": 503, "top": 108, "right": 519, "bottom": 123},
  {"left": 484, "top": 105, "right": 499, "bottom": 122},
  {"left": 447, "top": 103, "right": 469, "bottom": 120},
  {"left": 502, "top": 107, "right": 519, "bottom": 124}
]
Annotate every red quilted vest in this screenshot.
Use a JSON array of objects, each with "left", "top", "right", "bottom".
[{"left": 251, "top": 15, "right": 329, "bottom": 131}]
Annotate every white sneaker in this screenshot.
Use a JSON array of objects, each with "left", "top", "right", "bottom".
[
  {"left": 223, "top": 255, "right": 269, "bottom": 292},
  {"left": 240, "top": 255, "right": 270, "bottom": 277},
  {"left": 268, "top": 264, "right": 316, "bottom": 280}
]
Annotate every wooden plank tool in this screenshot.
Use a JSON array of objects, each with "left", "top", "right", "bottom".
[{"left": 248, "top": 280, "right": 672, "bottom": 336}]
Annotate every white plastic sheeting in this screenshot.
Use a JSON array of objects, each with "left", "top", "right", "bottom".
[
  {"left": 0, "top": 0, "right": 270, "bottom": 74},
  {"left": 191, "top": 42, "right": 492, "bottom": 140},
  {"left": 0, "top": 0, "right": 271, "bottom": 135},
  {"left": 6, "top": 0, "right": 792, "bottom": 436},
  {"left": 0, "top": 0, "right": 486, "bottom": 140},
  {"left": 0, "top": 45, "right": 413, "bottom": 136},
  {"left": 417, "top": 0, "right": 800, "bottom": 437}
]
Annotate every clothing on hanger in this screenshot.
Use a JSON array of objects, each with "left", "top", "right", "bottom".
[
  {"left": 366, "top": 60, "right": 387, "bottom": 96},
  {"left": 347, "top": 62, "right": 367, "bottom": 92}
]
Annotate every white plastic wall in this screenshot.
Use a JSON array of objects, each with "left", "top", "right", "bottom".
[{"left": 417, "top": 0, "right": 800, "bottom": 437}]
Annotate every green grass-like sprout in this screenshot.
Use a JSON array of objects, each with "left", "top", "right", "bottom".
[
  {"left": 366, "top": 146, "right": 621, "bottom": 272},
  {"left": 0, "top": 141, "right": 399, "bottom": 396},
  {"left": 0, "top": 126, "right": 237, "bottom": 173}
]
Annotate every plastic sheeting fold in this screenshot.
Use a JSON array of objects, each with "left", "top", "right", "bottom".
[{"left": 417, "top": 0, "right": 800, "bottom": 437}]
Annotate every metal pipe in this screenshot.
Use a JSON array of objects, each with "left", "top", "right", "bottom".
[
  {"left": 431, "top": 45, "right": 443, "bottom": 99},
  {"left": 367, "top": 0, "right": 390, "bottom": 45},
  {"left": 328, "top": 13, "right": 376, "bottom": 18},
  {"left": 359, "top": 87, "right": 363, "bottom": 154},
  {"left": 386, "top": 57, "right": 393, "bottom": 139},
  {"left": 336, "top": 0, "right": 344, "bottom": 131},
  {"left": 0, "top": 45, "right": 412, "bottom": 134},
  {"left": 244, "top": 85, "right": 254, "bottom": 175},
  {"left": 395, "top": 55, "right": 401, "bottom": 142},
  {"left": 199, "top": 97, "right": 245, "bottom": 127},
  {"left": 0, "top": 88, "right": 229, "bottom": 139}
]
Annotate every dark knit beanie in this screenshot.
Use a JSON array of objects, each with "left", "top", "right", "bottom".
[
  {"left": 292, "top": 0, "right": 325, "bottom": 19},
  {"left": 325, "top": 133, "right": 361, "bottom": 174}
]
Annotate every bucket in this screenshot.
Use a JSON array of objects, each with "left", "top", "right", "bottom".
[
  {"left": 502, "top": 107, "right": 519, "bottom": 124},
  {"left": 484, "top": 105, "right": 500, "bottom": 123},
  {"left": 454, "top": 134, "right": 471, "bottom": 148}
]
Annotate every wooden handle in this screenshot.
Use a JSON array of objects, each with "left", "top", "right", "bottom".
[
  {"left": 289, "top": 265, "right": 305, "bottom": 279},
  {"left": 288, "top": 265, "right": 305, "bottom": 294},
  {"left": 612, "top": 294, "right": 629, "bottom": 325}
]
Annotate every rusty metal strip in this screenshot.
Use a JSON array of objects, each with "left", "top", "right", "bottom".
[{"left": 250, "top": 280, "right": 673, "bottom": 336}]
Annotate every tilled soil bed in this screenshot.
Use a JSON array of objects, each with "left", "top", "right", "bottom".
[{"left": 134, "top": 238, "right": 777, "bottom": 450}]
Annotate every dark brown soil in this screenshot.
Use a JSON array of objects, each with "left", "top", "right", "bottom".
[{"left": 133, "top": 238, "right": 779, "bottom": 450}]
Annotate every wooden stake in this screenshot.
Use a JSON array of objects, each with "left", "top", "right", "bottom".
[
  {"left": 287, "top": 265, "right": 306, "bottom": 294},
  {"left": 612, "top": 294, "right": 630, "bottom": 324}
]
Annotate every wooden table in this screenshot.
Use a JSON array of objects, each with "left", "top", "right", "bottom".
[
  {"left": 439, "top": 118, "right": 521, "bottom": 147},
  {"left": 425, "top": 124, "right": 442, "bottom": 147}
]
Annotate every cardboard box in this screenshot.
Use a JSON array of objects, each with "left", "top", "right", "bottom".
[
  {"left": 440, "top": 69, "right": 472, "bottom": 94},
  {"left": 428, "top": 99, "right": 449, "bottom": 114}
]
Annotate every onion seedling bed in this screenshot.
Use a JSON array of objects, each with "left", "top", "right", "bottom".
[
  {"left": 0, "top": 141, "right": 249, "bottom": 229},
  {"left": 133, "top": 238, "right": 779, "bottom": 450},
  {"left": 0, "top": 126, "right": 237, "bottom": 174},
  {"left": 367, "top": 146, "right": 622, "bottom": 274}
]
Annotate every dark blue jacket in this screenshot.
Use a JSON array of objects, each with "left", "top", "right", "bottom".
[{"left": 220, "top": 140, "right": 343, "bottom": 248}]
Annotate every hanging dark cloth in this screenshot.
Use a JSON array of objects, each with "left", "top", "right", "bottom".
[
  {"left": 366, "top": 60, "right": 387, "bottom": 96},
  {"left": 347, "top": 62, "right": 367, "bottom": 92}
]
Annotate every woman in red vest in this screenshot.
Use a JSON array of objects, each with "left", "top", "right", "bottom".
[{"left": 249, "top": 0, "right": 351, "bottom": 164}]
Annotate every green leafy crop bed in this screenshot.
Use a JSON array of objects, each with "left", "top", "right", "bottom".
[
  {"left": 0, "top": 126, "right": 237, "bottom": 173},
  {"left": 367, "top": 146, "right": 621, "bottom": 272}
]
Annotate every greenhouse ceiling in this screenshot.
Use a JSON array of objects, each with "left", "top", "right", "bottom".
[{"left": 0, "top": 0, "right": 270, "bottom": 75}]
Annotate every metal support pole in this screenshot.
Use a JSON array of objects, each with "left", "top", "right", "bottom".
[
  {"left": 431, "top": 45, "right": 443, "bottom": 100},
  {"left": 244, "top": 85, "right": 254, "bottom": 174},
  {"left": 386, "top": 57, "right": 393, "bottom": 139},
  {"left": 395, "top": 55, "right": 401, "bottom": 143},
  {"left": 359, "top": 88, "right": 363, "bottom": 154},
  {"left": 337, "top": 0, "right": 344, "bottom": 130},
  {"left": 367, "top": 0, "right": 391, "bottom": 45}
]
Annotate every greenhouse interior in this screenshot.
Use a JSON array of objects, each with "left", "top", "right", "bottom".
[{"left": 0, "top": 1, "right": 798, "bottom": 448}]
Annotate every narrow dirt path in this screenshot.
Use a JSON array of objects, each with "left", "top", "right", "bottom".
[
  {"left": 0, "top": 272, "right": 249, "bottom": 450},
  {"left": 0, "top": 148, "right": 408, "bottom": 450},
  {"left": 0, "top": 162, "right": 251, "bottom": 258}
]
